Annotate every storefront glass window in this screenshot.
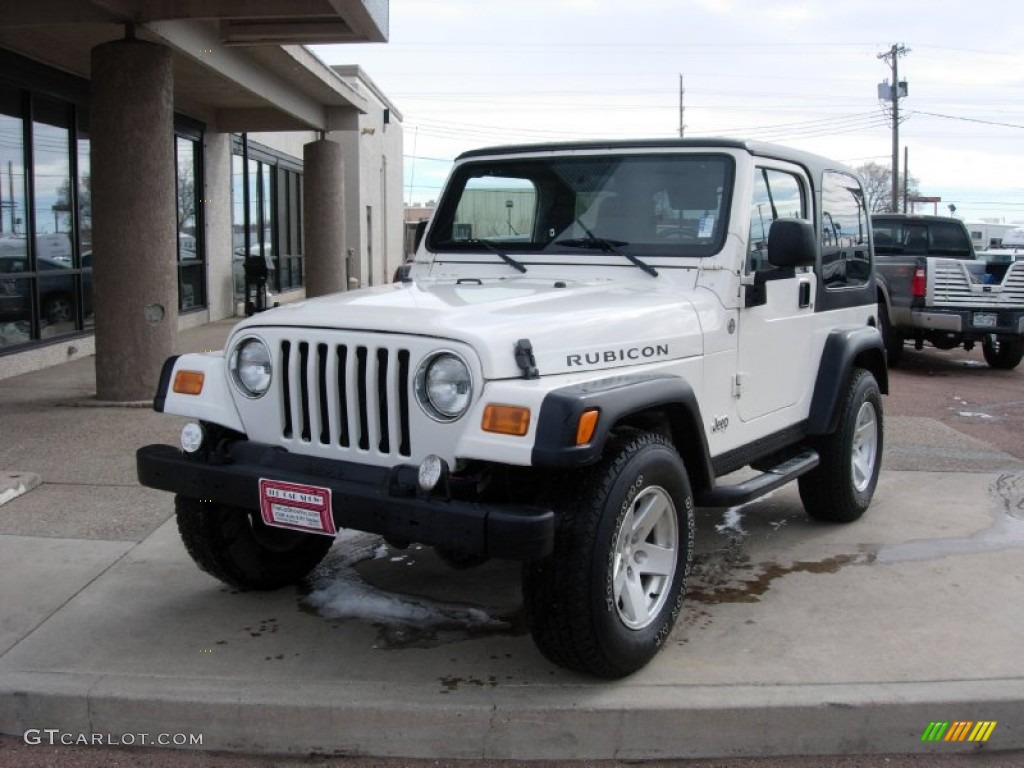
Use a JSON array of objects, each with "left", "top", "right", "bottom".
[
  {"left": 176, "top": 135, "right": 204, "bottom": 311},
  {"left": 78, "top": 127, "right": 93, "bottom": 330},
  {"left": 231, "top": 137, "right": 303, "bottom": 299},
  {"left": 231, "top": 153, "right": 245, "bottom": 298},
  {"left": 0, "top": 89, "right": 30, "bottom": 348},
  {"left": 1, "top": 58, "right": 206, "bottom": 359},
  {"left": 32, "top": 99, "right": 78, "bottom": 339}
]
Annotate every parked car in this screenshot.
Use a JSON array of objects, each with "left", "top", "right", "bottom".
[
  {"left": 0, "top": 250, "right": 92, "bottom": 325},
  {"left": 873, "top": 214, "right": 1024, "bottom": 369}
]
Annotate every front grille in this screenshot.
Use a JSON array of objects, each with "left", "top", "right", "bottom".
[{"left": 279, "top": 339, "right": 412, "bottom": 458}]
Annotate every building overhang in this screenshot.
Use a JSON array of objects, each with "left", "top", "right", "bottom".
[{"left": 0, "top": 0, "right": 387, "bottom": 131}]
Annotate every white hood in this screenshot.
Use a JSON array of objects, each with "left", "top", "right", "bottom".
[{"left": 236, "top": 276, "right": 705, "bottom": 379}]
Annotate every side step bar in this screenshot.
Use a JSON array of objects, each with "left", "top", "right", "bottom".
[{"left": 695, "top": 448, "right": 820, "bottom": 508}]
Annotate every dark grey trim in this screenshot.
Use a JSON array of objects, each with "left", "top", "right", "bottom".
[
  {"left": 152, "top": 355, "right": 180, "bottom": 412},
  {"left": 698, "top": 448, "right": 819, "bottom": 508},
  {"left": 531, "top": 373, "right": 714, "bottom": 493},
  {"left": 807, "top": 327, "right": 888, "bottom": 435},
  {"left": 710, "top": 421, "right": 808, "bottom": 478}
]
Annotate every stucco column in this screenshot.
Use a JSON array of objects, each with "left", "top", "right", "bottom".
[
  {"left": 302, "top": 138, "right": 346, "bottom": 297},
  {"left": 91, "top": 39, "right": 177, "bottom": 401}
]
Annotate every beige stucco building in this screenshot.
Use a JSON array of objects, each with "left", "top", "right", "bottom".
[{"left": 0, "top": 1, "right": 404, "bottom": 399}]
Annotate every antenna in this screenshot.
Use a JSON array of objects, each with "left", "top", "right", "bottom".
[{"left": 678, "top": 74, "right": 686, "bottom": 138}]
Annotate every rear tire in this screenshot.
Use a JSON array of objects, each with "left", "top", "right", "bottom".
[
  {"left": 982, "top": 335, "right": 1024, "bottom": 370},
  {"left": 799, "top": 369, "right": 883, "bottom": 523},
  {"left": 175, "top": 495, "right": 334, "bottom": 590},
  {"left": 522, "top": 432, "right": 694, "bottom": 678}
]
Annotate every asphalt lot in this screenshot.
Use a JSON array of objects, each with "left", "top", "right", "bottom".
[
  {"left": 883, "top": 343, "right": 1024, "bottom": 466},
  {"left": 1, "top": 325, "right": 1023, "bottom": 764}
]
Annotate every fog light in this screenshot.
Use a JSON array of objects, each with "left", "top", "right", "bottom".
[
  {"left": 418, "top": 454, "right": 447, "bottom": 492},
  {"left": 180, "top": 422, "right": 205, "bottom": 454}
]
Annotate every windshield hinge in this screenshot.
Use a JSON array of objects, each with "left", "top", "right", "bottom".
[{"left": 514, "top": 339, "right": 540, "bottom": 380}]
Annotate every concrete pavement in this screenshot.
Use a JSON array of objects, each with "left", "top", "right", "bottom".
[{"left": 1, "top": 319, "right": 1023, "bottom": 759}]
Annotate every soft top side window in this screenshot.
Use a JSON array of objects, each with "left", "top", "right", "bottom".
[
  {"left": 748, "top": 167, "right": 807, "bottom": 274},
  {"left": 820, "top": 170, "right": 871, "bottom": 289}
]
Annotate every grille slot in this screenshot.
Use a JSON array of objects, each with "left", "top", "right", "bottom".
[{"left": 280, "top": 338, "right": 412, "bottom": 458}]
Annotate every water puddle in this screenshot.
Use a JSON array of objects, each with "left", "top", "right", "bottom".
[
  {"left": 301, "top": 534, "right": 525, "bottom": 650},
  {"left": 687, "top": 550, "right": 875, "bottom": 605},
  {"left": 878, "top": 472, "right": 1024, "bottom": 563}
]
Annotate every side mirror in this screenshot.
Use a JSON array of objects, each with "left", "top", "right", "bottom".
[{"left": 767, "top": 219, "right": 816, "bottom": 269}]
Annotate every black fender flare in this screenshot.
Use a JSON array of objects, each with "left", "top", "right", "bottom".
[
  {"left": 153, "top": 355, "right": 180, "bottom": 413},
  {"left": 807, "top": 326, "right": 888, "bottom": 436},
  {"left": 875, "top": 276, "right": 893, "bottom": 315},
  {"left": 531, "top": 373, "right": 714, "bottom": 494}
]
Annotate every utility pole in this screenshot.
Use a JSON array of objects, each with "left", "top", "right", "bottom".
[
  {"left": 877, "top": 44, "right": 909, "bottom": 212},
  {"left": 903, "top": 146, "right": 909, "bottom": 213},
  {"left": 678, "top": 74, "right": 686, "bottom": 138}
]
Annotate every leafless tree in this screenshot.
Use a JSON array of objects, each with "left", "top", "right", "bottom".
[{"left": 855, "top": 161, "right": 919, "bottom": 213}]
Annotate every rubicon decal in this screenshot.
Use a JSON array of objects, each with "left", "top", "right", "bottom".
[
  {"left": 920, "top": 721, "right": 997, "bottom": 743},
  {"left": 566, "top": 344, "right": 670, "bottom": 368}
]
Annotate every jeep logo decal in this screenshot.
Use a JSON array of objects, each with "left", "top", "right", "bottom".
[
  {"left": 712, "top": 415, "right": 729, "bottom": 433},
  {"left": 566, "top": 344, "right": 670, "bottom": 368}
]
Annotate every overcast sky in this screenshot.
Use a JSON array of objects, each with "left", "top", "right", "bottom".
[{"left": 313, "top": 0, "right": 1024, "bottom": 223}]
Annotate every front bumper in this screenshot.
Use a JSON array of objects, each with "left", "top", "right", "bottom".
[{"left": 137, "top": 442, "right": 554, "bottom": 560}]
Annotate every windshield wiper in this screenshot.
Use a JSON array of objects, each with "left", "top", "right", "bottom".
[
  {"left": 555, "top": 232, "right": 658, "bottom": 277},
  {"left": 439, "top": 238, "right": 527, "bottom": 273}
]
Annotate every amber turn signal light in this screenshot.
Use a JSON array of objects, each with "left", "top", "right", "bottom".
[
  {"left": 173, "top": 370, "right": 205, "bottom": 395},
  {"left": 481, "top": 404, "right": 531, "bottom": 436},
  {"left": 576, "top": 409, "right": 599, "bottom": 446}
]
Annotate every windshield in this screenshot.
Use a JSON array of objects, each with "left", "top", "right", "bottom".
[{"left": 427, "top": 153, "right": 733, "bottom": 259}]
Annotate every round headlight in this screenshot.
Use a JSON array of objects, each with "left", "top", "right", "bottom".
[
  {"left": 416, "top": 352, "right": 473, "bottom": 421},
  {"left": 230, "top": 337, "right": 272, "bottom": 398}
]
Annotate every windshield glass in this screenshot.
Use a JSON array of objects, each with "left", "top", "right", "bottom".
[{"left": 427, "top": 153, "right": 733, "bottom": 259}]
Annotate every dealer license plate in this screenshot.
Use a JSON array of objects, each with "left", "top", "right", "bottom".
[
  {"left": 973, "top": 313, "right": 997, "bottom": 328},
  {"left": 258, "top": 478, "right": 336, "bottom": 536}
]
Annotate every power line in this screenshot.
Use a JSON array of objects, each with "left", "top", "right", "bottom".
[{"left": 908, "top": 110, "right": 1024, "bottom": 130}]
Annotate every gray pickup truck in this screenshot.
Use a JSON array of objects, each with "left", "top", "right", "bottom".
[{"left": 873, "top": 214, "right": 1024, "bottom": 369}]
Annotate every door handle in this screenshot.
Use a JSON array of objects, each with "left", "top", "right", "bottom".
[{"left": 798, "top": 281, "right": 811, "bottom": 308}]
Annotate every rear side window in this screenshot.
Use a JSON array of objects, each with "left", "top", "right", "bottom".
[
  {"left": 820, "top": 170, "right": 871, "bottom": 289},
  {"left": 872, "top": 218, "right": 972, "bottom": 258}
]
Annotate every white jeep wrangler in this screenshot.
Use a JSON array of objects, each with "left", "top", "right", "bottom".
[{"left": 138, "top": 139, "right": 887, "bottom": 678}]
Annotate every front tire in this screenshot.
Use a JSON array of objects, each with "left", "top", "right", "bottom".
[
  {"left": 982, "top": 335, "right": 1024, "bottom": 370},
  {"left": 799, "top": 369, "right": 883, "bottom": 523},
  {"left": 175, "top": 496, "right": 334, "bottom": 590},
  {"left": 522, "top": 432, "right": 694, "bottom": 678}
]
